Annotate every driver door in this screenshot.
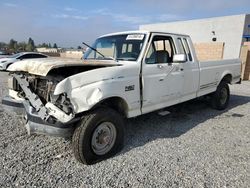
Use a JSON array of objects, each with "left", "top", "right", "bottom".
[{"left": 141, "top": 34, "right": 184, "bottom": 114}]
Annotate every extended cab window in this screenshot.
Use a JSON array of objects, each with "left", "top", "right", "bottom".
[
  {"left": 177, "top": 38, "right": 186, "bottom": 54},
  {"left": 145, "top": 36, "right": 176, "bottom": 64},
  {"left": 183, "top": 38, "right": 193, "bottom": 61}
]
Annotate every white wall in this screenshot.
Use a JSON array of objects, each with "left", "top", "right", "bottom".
[
  {"left": 140, "top": 14, "right": 249, "bottom": 59},
  {"left": 36, "top": 47, "right": 58, "bottom": 53}
]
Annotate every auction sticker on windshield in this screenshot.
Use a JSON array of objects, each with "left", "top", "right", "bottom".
[{"left": 126, "top": 34, "right": 144, "bottom": 40}]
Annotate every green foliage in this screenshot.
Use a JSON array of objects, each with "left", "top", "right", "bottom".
[
  {"left": 9, "top": 39, "right": 18, "bottom": 50},
  {"left": 0, "top": 42, "right": 7, "bottom": 49},
  {"left": 2, "top": 38, "right": 61, "bottom": 52},
  {"left": 18, "top": 42, "right": 27, "bottom": 51},
  {"left": 37, "top": 43, "right": 49, "bottom": 48},
  {"left": 25, "top": 37, "right": 35, "bottom": 51},
  {"left": 53, "top": 43, "right": 58, "bottom": 48}
]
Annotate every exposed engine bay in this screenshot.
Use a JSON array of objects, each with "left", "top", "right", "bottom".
[
  {"left": 7, "top": 60, "right": 121, "bottom": 124},
  {"left": 10, "top": 73, "right": 74, "bottom": 123}
]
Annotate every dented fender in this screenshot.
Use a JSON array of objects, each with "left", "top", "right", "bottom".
[
  {"left": 53, "top": 63, "right": 141, "bottom": 116},
  {"left": 54, "top": 65, "right": 127, "bottom": 95}
]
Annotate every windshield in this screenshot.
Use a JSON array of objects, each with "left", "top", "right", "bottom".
[
  {"left": 9, "top": 53, "right": 22, "bottom": 58},
  {"left": 84, "top": 34, "right": 146, "bottom": 61}
]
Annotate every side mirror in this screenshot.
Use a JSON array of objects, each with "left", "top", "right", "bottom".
[{"left": 173, "top": 54, "right": 187, "bottom": 63}]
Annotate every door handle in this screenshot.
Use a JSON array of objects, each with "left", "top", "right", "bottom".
[{"left": 157, "top": 64, "right": 163, "bottom": 69}]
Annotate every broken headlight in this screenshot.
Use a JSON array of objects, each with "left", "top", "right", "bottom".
[{"left": 8, "top": 76, "right": 21, "bottom": 91}]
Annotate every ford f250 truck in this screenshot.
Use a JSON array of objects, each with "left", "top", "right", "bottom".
[{"left": 2, "top": 31, "right": 241, "bottom": 164}]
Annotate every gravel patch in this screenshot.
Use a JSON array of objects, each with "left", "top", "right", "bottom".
[{"left": 0, "top": 71, "right": 249, "bottom": 187}]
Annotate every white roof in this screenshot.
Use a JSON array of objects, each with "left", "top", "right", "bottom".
[
  {"left": 99, "top": 30, "right": 150, "bottom": 38},
  {"left": 99, "top": 30, "right": 189, "bottom": 38}
]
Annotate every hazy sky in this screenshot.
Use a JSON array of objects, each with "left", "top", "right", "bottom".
[{"left": 0, "top": 0, "right": 249, "bottom": 48}]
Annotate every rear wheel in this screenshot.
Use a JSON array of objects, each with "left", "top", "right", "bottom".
[
  {"left": 72, "top": 107, "right": 124, "bottom": 165},
  {"left": 210, "top": 81, "right": 230, "bottom": 110}
]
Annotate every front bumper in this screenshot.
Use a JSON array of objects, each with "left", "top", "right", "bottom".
[
  {"left": 2, "top": 96, "right": 25, "bottom": 114},
  {"left": 2, "top": 96, "right": 78, "bottom": 137}
]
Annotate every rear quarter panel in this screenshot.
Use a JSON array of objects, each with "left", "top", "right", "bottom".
[{"left": 197, "top": 59, "right": 241, "bottom": 97}]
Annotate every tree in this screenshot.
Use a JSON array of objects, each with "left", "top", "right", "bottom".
[
  {"left": 14, "top": 42, "right": 18, "bottom": 51},
  {"left": 0, "top": 42, "right": 7, "bottom": 49},
  {"left": 18, "top": 42, "right": 27, "bottom": 51},
  {"left": 9, "top": 39, "right": 17, "bottom": 50},
  {"left": 77, "top": 46, "right": 82, "bottom": 49},
  {"left": 48, "top": 43, "right": 51, "bottom": 48},
  {"left": 25, "top": 37, "right": 35, "bottom": 51},
  {"left": 41, "top": 43, "right": 46, "bottom": 47},
  {"left": 53, "top": 43, "right": 58, "bottom": 48},
  {"left": 40, "top": 43, "right": 48, "bottom": 48}
]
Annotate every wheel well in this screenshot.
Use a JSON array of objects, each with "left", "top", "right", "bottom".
[
  {"left": 221, "top": 74, "right": 232, "bottom": 84},
  {"left": 93, "top": 97, "right": 129, "bottom": 117},
  {"left": 6, "top": 63, "right": 12, "bottom": 69}
]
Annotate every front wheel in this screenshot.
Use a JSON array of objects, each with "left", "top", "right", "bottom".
[
  {"left": 72, "top": 107, "right": 124, "bottom": 165},
  {"left": 210, "top": 81, "right": 230, "bottom": 110}
]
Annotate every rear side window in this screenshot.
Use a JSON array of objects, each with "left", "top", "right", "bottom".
[
  {"left": 183, "top": 38, "right": 193, "bottom": 61},
  {"left": 18, "top": 54, "right": 33, "bottom": 59},
  {"left": 32, "top": 54, "right": 47, "bottom": 58}
]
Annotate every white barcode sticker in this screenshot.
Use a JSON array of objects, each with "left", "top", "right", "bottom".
[{"left": 126, "top": 34, "right": 144, "bottom": 40}]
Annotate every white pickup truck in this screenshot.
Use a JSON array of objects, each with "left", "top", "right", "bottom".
[{"left": 2, "top": 31, "right": 241, "bottom": 164}]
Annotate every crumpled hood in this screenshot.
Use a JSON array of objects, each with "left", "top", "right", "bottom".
[
  {"left": 53, "top": 61, "right": 139, "bottom": 95},
  {"left": 7, "top": 57, "right": 120, "bottom": 76}
]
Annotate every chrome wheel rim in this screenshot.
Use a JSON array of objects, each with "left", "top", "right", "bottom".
[
  {"left": 91, "top": 122, "right": 117, "bottom": 155},
  {"left": 220, "top": 87, "right": 228, "bottom": 105}
]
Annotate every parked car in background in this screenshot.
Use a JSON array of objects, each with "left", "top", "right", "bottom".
[
  {"left": 0, "top": 52, "right": 48, "bottom": 71},
  {"left": 0, "top": 50, "right": 8, "bottom": 55},
  {"left": 0, "top": 50, "right": 10, "bottom": 58}
]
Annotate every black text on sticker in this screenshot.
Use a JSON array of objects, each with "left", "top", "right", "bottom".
[{"left": 125, "top": 85, "right": 135, "bottom": 92}]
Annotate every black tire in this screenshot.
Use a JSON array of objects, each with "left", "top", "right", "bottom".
[
  {"left": 72, "top": 107, "right": 124, "bottom": 165},
  {"left": 210, "top": 81, "right": 230, "bottom": 110}
]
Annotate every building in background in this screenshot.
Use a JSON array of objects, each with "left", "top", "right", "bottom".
[
  {"left": 36, "top": 47, "right": 84, "bottom": 59},
  {"left": 36, "top": 47, "right": 60, "bottom": 53},
  {"left": 140, "top": 14, "right": 250, "bottom": 60},
  {"left": 60, "top": 49, "right": 84, "bottom": 59}
]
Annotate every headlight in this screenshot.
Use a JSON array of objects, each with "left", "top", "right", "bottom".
[
  {"left": 0, "top": 61, "right": 7, "bottom": 63},
  {"left": 8, "top": 76, "right": 21, "bottom": 91},
  {"left": 7, "top": 77, "right": 14, "bottom": 89}
]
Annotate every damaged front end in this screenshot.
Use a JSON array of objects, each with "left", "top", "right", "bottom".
[{"left": 2, "top": 73, "right": 79, "bottom": 137}]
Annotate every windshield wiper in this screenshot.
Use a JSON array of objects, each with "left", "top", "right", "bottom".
[{"left": 82, "top": 42, "right": 116, "bottom": 61}]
